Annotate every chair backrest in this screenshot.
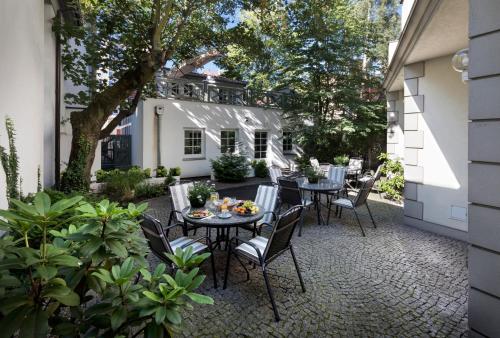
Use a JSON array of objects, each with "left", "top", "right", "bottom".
[
  {"left": 278, "top": 178, "right": 303, "bottom": 206},
  {"left": 327, "top": 165, "right": 346, "bottom": 185},
  {"left": 373, "top": 164, "right": 384, "bottom": 181},
  {"left": 264, "top": 205, "right": 303, "bottom": 261},
  {"left": 268, "top": 167, "right": 283, "bottom": 184},
  {"left": 310, "top": 158, "right": 320, "bottom": 169},
  {"left": 353, "top": 178, "right": 375, "bottom": 207},
  {"left": 169, "top": 182, "right": 193, "bottom": 222},
  {"left": 255, "top": 185, "right": 279, "bottom": 224},
  {"left": 348, "top": 157, "right": 363, "bottom": 170},
  {"left": 139, "top": 214, "right": 173, "bottom": 258}
]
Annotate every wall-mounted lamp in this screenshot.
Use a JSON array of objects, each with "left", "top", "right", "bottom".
[
  {"left": 451, "top": 48, "right": 469, "bottom": 83},
  {"left": 387, "top": 111, "right": 398, "bottom": 123}
]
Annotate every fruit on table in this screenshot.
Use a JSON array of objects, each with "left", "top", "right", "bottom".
[{"left": 234, "top": 200, "right": 259, "bottom": 215}]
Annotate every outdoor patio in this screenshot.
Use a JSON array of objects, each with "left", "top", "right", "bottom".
[{"left": 146, "top": 186, "right": 468, "bottom": 337}]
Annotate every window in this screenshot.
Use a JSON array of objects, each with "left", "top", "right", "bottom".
[
  {"left": 254, "top": 131, "right": 268, "bottom": 159},
  {"left": 283, "top": 131, "right": 293, "bottom": 152},
  {"left": 221, "top": 130, "right": 237, "bottom": 153},
  {"left": 184, "top": 129, "right": 204, "bottom": 156}
]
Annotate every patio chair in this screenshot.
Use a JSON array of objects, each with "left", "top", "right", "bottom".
[
  {"left": 331, "top": 177, "right": 376, "bottom": 236},
  {"left": 237, "top": 185, "right": 279, "bottom": 236},
  {"left": 367, "top": 164, "right": 384, "bottom": 198},
  {"left": 325, "top": 165, "right": 347, "bottom": 223},
  {"left": 277, "top": 178, "right": 313, "bottom": 236},
  {"left": 139, "top": 214, "right": 218, "bottom": 288},
  {"left": 268, "top": 166, "right": 283, "bottom": 185},
  {"left": 310, "top": 157, "right": 330, "bottom": 173},
  {"left": 346, "top": 157, "right": 364, "bottom": 187},
  {"left": 223, "top": 205, "right": 306, "bottom": 322},
  {"left": 168, "top": 182, "right": 200, "bottom": 236}
]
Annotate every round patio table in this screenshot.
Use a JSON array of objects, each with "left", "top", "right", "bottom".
[
  {"left": 182, "top": 206, "right": 264, "bottom": 250},
  {"left": 299, "top": 180, "right": 343, "bottom": 225}
]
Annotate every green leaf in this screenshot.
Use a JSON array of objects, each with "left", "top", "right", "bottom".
[
  {"left": 106, "top": 239, "right": 128, "bottom": 258},
  {"left": 143, "top": 291, "right": 162, "bottom": 303},
  {"left": 50, "top": 195, "right": 83, "bottom": 214},
  {"left": 120, "top": 257, "right": 135, "bottom": 277},
  {"left": 154, "top": 306, "right": 166, "bottom": 325},
  {"left": 186, "top": 292, "right": 214, "bottom": 305},
  {"left": 19, "top": 308, "right": 49, "bottom": 338},
  {"left": 110, "top": 307, "right": 127, "bottom": 331},
  {"left": 92, "top": 269, "right": 114, "bottom": 284},
  {"left": 9, "top": 199, "right": 37, "bottom": 216},
  {"left": 0, "top": 296, "right": 31, "bottom": 315},
  {"left": 80, "top": 237, "right": 103, "bottom": 256},
  {"left": 164, "top": 308, "right": 182, "bottom": 325},
  {"left": 0, "top": 306, "right": 31, "bottom": 338},
  {"left": 36, "top": 266, "right": 58, "bottom": 281},
  {"left": 144, "top": 322, "right": 164, "bottom": 338},
  {"left": 76, "top": 203, "right": 97, "bottom": 216},
  {"left": 49, "top": 254, "right": 81, "bottom": 267},
  {"left": 42, "top": 285, "right": 80, "bottom": 306},
  {"left": 140, "top": 268, "right": 151, "bottom": 281},
  {"left": 51, "top": 290, "right": 80, "bottom": 306},
  {"left": 34, "top": 192, "right": 51, "bottom": 216},
  {"left": 111, "top": 265, "right": 121, "bottom": 280}
]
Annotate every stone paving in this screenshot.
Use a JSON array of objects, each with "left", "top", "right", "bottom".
[{"left": 145, "top": 186, "right": 468, "bottom": 337}]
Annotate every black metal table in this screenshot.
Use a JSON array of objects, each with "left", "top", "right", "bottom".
[
  {"left": 182, "top": 206, "right": 264, "bottom": 250},
  {"left": 299, "top": 181, "right": 342, "bottom": 225}
]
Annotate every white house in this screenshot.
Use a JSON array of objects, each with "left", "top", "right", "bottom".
[{"left": 385, "top": 0, "right": 500, "bottom": 335}]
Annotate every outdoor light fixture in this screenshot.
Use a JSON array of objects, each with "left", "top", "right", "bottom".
[{"left": 451, "top": 48, "right": 469, "bottom": 83}]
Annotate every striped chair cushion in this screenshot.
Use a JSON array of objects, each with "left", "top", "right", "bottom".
[
  {"left": 255, "top": 185, "right": 278, "bottom": 224},
  {"left": 327, "top": 166, "right": 346, "bottom": 185},
  {"left": 170, "top": 236, "right": 207, "bottom": 254},
  {"left": 235, "top": 236, "right": 268, "bottom": 259},
  {"left": 169, "top": 182, "right": 194, "bottom": 222},
  {"left": 332, "top": 198, "right": 354, "bottom": 208},
  {"left": 269, "top": 167, "right": 282, "bottom": 184}
]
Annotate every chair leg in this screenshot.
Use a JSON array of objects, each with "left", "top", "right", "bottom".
[
  {"left": 353, "top": 209, "right": 366, "bottom": 237},
  {"left": 223, "top": 246, "right": 232, "bottom": 289},
  {"left": 209, "top": 249, "right": 218, "bottom": 288},
  {"left": 289, "top": 245, "right": 306, "bottom": 293},
  {"left": 262, "top": 267, "right": 280, "bottom": 322},
  {"left": 339, "top": 207, "right": 343, "bottom": 218},
  {"left": 366, "top": 202, "right": 376, "bottom": 228}
]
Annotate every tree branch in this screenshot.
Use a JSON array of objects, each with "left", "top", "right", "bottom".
[
  {"left": 99, "top": 88, "right": 142, "bottom": 139},
  {"left": 165, "top": 49, "right": 221, "bottom": 78}
]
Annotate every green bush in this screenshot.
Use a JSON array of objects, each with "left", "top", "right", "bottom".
[
  {"left": 95, "top": 169, "right": 109, "bottom": 182},
  {"left": 143, "top": 167, "right": 152, "bottom": 178},
  {"left": 187, "top": 182, "right": 216, "bottom": 207},
  {"left": 304, "top": 166, "right": 325, "bottom": 183},
  {"left": 103, "top": 169, "right": 145, "bottom": 202},
  {"left": 156, "top": 166, "right": 168, "bottom": 178},
  {"left": 333, "top": 154, "right": 349, "bottom": 166},
  {"left": 170, "top": 167, "right": 181, "bottom": 177},
  {"left": 135, "top": 182, "right": 165, "bottom": 199},
  {"left": 0, "top": 192, "right": 213, "bottom": 337},
  {"left": 251, "top": 160, "right": 268, "bottom": 178},
  {"left": 295, "top": 156, "right": 311, "bottom": 172},
  {"left": 377, "top": 152, "right": 404, "bottom": 201},
  {"left": 211, "top": 153, "right": 250, "bottom": 182}
]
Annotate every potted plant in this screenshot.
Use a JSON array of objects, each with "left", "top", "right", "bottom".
[
  {"left": 188, "top": 182, "right": 215, "bottom": 208},
  {"left": 170, "top": 166, "right": 181, "bottom": 182},
  {"left": 305, "top": 166, "right": 325, "bottom": 184}
]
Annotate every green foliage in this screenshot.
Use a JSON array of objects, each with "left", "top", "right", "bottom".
[
  {"left": 0, "top": 117, "right": 20, "bottom": 202},
  {"left": 103, "top": 169, "right": 145, "bottom": 202},
  {"left": 333, "top": 155, "right": 350, "bottom": 166},
  {"left": 295, "top": 156, "right": 312, "bottom": 173},
  {"left": 251, "top": 160, "right": 268, "bottom": 178},
  {"left": 304, "top": 167, "right": 325, "bottom": 184},
  {"left": 169, "top": 167, "right": 181, "bottom": 177},
  {"left": 377, "top": 152, "right": 404, "bottom": 201},
  {"left": 0, "top": 192, "right": 212, "bottom": 337},
  {"left": 61, "top": 137, "right": 92, "bottom": 194},
  {"left": 143, "top": 168, "right": 152, "bottom": 178},
  {"left": 187, "top": 182, "right": 215, "bottom": 207},
  {"left": 135, "top": 183, "right": 166, "bottom": 199},
  {"left": 95, "top": 169, "right": 109, "bottom": 183},
  {"left": 37, "top": 166, "right": 42, "bottom": 192},
  {"left": 211, "top": 153, "right": 250, "bottom": 182},
  {"left": 156, "top": 166, "right": 168, "bottom": 178}
]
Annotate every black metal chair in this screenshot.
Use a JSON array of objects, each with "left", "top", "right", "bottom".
[
  {"left": 277, "top": 178, "right": 313, "bottom": 236},
  {"left": 331, "top": 177, "right": 376, "bottom": 236},
  {"left": 139, "top": 214, "right": 218, "bottom": 288},
  {"left": 223, "top": 205, "right": 306, "bottom": 321},
  {"left": 167, "top": 182, "right": 200, "bottom": 236}
]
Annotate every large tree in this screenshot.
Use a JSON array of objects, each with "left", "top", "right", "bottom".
[
  {"left": 58, "top": 0, "right": 241, "bottom": 192},
  {"left": 219, "top": 0, "right": 400, "bottom": 166}
]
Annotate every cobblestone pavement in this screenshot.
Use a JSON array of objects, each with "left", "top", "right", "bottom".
[{"left": 145, "top": 188, "right": 468, "bottom": 337}]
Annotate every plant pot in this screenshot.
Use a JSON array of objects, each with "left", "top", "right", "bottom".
[
  {"left": 308, "top": 177, "right": 319, "bottom": 184},
  {"left": 189, "top": 198, "right": 207, "bottom": 208}
]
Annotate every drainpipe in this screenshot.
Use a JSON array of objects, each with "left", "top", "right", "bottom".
[
  {"left": 155, "top": 105, "right": 164, "bottom": 167},
  {"left": 54, "top": 10, "right": 62, "bottom": 188}
]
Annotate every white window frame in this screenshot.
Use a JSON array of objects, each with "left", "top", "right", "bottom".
[
  {"left": 254, "top": 130, "right": 268, "bottom": 159},
  {"left": 183, "top": 128, "right": 205, "bottom": 160},
  {"left": 282, "top": 131, "right": 293, "bottom": 154},
  {"left": 220, "top": 129, "right": 239, "bottom": 154}
]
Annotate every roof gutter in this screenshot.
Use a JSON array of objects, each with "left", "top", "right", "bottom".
[{"left": 383, "top": 0, "right": 442, "bottom": 90}]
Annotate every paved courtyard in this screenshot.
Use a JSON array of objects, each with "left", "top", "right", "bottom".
[{"left": 145, "top": 186, "right": 468, "bottom": 337}]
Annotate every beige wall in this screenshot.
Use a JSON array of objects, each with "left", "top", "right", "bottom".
[
  {"left": 134, "top": 98, "right": 287, "bottom": 178},
  {"left": 417, "top": 55, "right": 468, "bottom": 231}
]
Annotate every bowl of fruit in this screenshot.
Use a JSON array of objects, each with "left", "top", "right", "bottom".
[{"left": 233, "top": 200, "right": 260, "bottom": 216}]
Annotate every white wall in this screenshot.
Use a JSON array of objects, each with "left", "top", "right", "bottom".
[
  {"left": 401, "top": 0, "right": 416, "bottom": 30},
  {"left": 417, "top": 55, "right": 468, "bottom": 231},
  {"left": 0, "top": 0, "right": 49, "bottom": 209},
  {"left": 135, "top": 98, "right": 287, "bottom": 177}
]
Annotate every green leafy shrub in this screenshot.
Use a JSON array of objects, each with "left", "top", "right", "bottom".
[
  {"left": 135, "top": 183, "right": 165, "bottom": 199},
  {"left": 143, "top": 168, "right": 152, "bottom": 178},
  {"left": 0, "top": 192, "right": 212, "bottom": 337},
  {"left": 295, "top": 155, "right": 311, "bottom": 172},
  {"left": 333, "top": 154, "right": 349, "bottom": 166},
  {"left": 251, "top": 160, "right": 268, "bottom": 178},
  {"left": 377, "top": 152, "right": 404, "bottom": 201},
  {"left": 95, "top": 169, "right": 109, "bottom": 183},
  {"left": 170, "top": 167, "right": 181, "bottom": 177},
  {"left": 187, "top": 182, "right": 215, "bottom": 207},
  {"left": 103, "top": 169, "right": 145, "bottom": 202},
  {"left": 156, "top": 166, "right": 168, "bottom": 178},
  {"left": 0, "top": 116, "right": 20, "bottom": 202},
  {"left": 211, "top": 153, "right": 250, "bottom": 182},
  {"left": 304, "top": 166, "right": 325, "bottom": 183}
]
